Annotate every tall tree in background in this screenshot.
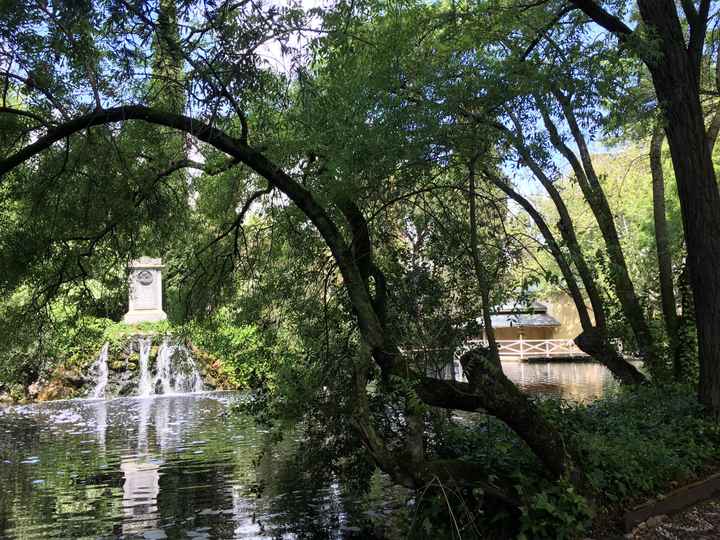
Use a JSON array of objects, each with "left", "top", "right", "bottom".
[{"left": 560, "top": 0, "right": 720, "bottom": 413}]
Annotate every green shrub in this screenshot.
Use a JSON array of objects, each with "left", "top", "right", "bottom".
[
  {"left": 188, "top": 320, "right": 275, "bottom": 389},
  {"left": 541, "top": 384, "right": 720, "bottom": 505},
  {"left": 517, "top": 480, "right": 593, "bottom": 540},
  {"left": 429, "top": 384, "right": 720, "bottom": 538}
]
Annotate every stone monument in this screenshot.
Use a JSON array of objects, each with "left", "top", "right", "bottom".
[{"left": 123, "top": 257, "right": 168, "bottom": 324}]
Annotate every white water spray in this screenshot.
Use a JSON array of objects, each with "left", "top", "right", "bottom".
[
  {"left": 90, "top": 343, "right": 110, "bottom": 399},
  {"left": 87, "top": 336, "right": 205, "bottom": 399},
  {"left": 155, "top": 339, "right": 204, "bottom": 395},
  {"left": 137, "top": 337, "right": 154, "bottom": 397}
]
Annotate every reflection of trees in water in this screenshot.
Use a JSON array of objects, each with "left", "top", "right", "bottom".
[
  {"left": 0, "top": 369, "right": 624, "bottom": 539},
  {"left": 0, "top": 402, "right": 123, "bottom": 539},
  {"left": 502, "top": 362, "right": 616, "bottom": 401},
  {"left": 0, "top": 394, "right": 391, "bottom": 539},
  {"left": 250, "top": 426, "right": 375, "bottom": 539}
]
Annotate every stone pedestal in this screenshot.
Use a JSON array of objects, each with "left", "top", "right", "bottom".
[{"left": 123, "top": 257, "right": 168, "bottom": 324}]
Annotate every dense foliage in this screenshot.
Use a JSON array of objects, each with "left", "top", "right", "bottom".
[{"left": 2, "top": 0, "right": 720, "bottom": 537}]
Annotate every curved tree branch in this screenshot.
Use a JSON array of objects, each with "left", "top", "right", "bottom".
[
  {"left": 0, "top": 104, "right": 394, "bottom": 371},
  {"left": 567, "top": 0, "right": 633, "bottom": 36}
]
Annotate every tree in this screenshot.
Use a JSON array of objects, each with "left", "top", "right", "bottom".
[
  {"left": 0, "top": 0, "right": 584, "bottom": 504},
  {"left": 556, "top": 0, "right": 720, "bottom": 414}
]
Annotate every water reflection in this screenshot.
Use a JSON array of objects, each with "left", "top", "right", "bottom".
[
  {"left": 0, "top": 363, "right": 626, "bottom": 538},
  {"left": 121, "top": 458, "right": 160, "bottom": 536},
  {"left": 0, "top": 393, "right": 385, "bottom": 539},
  {"left": 502, "top": 360, "right": 625, "bottom": 402}
]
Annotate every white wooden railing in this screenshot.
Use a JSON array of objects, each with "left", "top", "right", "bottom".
[
  {"left": 454, "top": 338, "right": 587, "bottom": 361},
  {"left": 402, "top": 339, "right": 589, "bottom": 382}
]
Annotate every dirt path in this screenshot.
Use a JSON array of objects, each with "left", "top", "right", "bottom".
[{"left": 628, "top": 498, "right": 720, "bottom": 539}]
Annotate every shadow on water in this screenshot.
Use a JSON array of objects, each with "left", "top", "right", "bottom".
[
  {"left": 0, "top": 362, "right": 627, "bottom": 538},
  {"left": 0, "top": 392, "right": 391, "bottom": 539}
]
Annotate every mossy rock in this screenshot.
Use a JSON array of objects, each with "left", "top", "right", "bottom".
[
  {"left": 107, "top": 350, "right": 125, "bottom": 367},
  {"left": 9, "top": 384, "right": 26, "bottom": 402},
  {"left": 108, "top": 344, "right": 125, "bottom": 359},
  {"left": 54, "top": 367, "right": 85, "bottom": 388},
  {"left": 110, "top": 360, "right": 126, "bottom": 371}
]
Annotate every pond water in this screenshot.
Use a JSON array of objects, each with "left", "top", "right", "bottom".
[
  {"left": 502, "top": 360, "right": 623, "bottom": 402},
  {"left": 0, "top": 392, "right": 391, "bottom": 540},
  {"left": 0, "top": 361, "right": 621, "bottom": 539}
]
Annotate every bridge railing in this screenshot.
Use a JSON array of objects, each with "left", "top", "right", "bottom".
[
  {"left": 402, "top": 338, "right": 588, "bottom": 382},
  {"left": 456, "top": 338, "right": 587, "bottom": 360}
]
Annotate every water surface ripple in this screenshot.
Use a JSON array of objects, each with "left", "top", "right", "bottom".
[
  {"left": 0, "top": 362, "right": 623, "bottom": 539},
  {"left": 0, "top": 392, "right": 369, "bottom": 539}
]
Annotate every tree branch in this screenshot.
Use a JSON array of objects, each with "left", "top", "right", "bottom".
[
  {"left": 567, "top": 0, "right": 633, "bottom": 36},
  {"left": 0, "top": 106, "right": 53, "bottom": 127},
  {"left": 680, "top": 0, "right": 699, "bottom": 24},
  {"left": 0, "top": 103, "right": 392, "bottom": 376}
]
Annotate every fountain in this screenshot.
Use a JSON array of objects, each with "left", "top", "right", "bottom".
[
  {"left": 84, "top": 258, "right": 208, "bottom": 400},
  {"left": 89, "top": 343, "right": 110, "bottom": 399},
  {"left": 137, "top": 337, "right": 154, "bottom": 397},
  {"left": 86, "top": 337, "right": 206, "bottom": 399},
  {"left": 154, "top": 339, "right": 204, "bottom": 395}
]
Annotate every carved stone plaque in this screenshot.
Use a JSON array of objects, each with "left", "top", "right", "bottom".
[
  {"left": 137, "top": 270, "right": 153, "bottom": 286},
  {"left": 123, "top": 257, "right": 168, "bottom": 324}
]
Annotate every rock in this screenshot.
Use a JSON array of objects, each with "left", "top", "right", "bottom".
[
  {"left": 37, "top": 381, "right": 74, "bottom": 401},
  {"left": 118, "top": 381, "right": 136, "bottom": 396},
  {"left": 110, "top": 360, "right": 126, "bottom": 371},
  {"left": 27, "top": 381, "right": 41, "bottom": 398},
  {"left": 54, "top": 367, "right": 85, "bottom": 388}
]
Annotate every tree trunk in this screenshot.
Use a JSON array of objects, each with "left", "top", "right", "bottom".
[
  {"left": 468, "top": 159, "right": 500, "bottom": 364},
  {"left": 501, "top": 121, "right": 606, "bottom": 328},
  {"left": 487, "top": 170, "right": 645, "bottom": 384},
  {"left": 544, "top": 94, "right": 659, "bottom": 370},
  {"left": 496, "top": 120, "right": 644, "bottom": 383},
  {"left": 637, "top": 0, "right": 720, "bottom": 415},
  {"left": 650, "top": 123, "right": 680, "bottom": 374},
  {"left": 676, "top": 263, "right": 699, "bottom": 382},
  {"left": 415, "top": 355, "right": 582, "bottom": 485}
]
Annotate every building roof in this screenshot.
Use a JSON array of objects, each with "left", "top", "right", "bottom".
[
  {"left": 472, "top": 300, "right": 560, "bottom": 328},
  {"left": 489, "top": 312, "right": 561, "bottom": 328},
  {"left": 495, "top": 300, "right": 548, "bottom": 314}
]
